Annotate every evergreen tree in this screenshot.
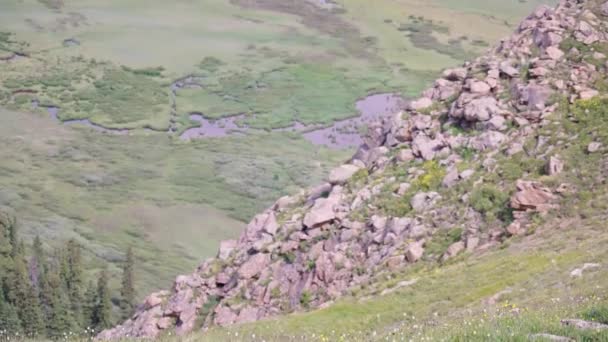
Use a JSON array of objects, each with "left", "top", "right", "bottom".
[
  {"left": 38, "top": 267, "right": 53, "bottom": 322},
  {"left": 46, "top": 269, "right": 77, "bottom": 339},
  {"left": 65, "top": 240, "right": 84, "bottom": 328},
  {"left": 120, "top": 247, "right": 136, "bottom": 320},
  {"left": 82, "top": 280, "right": 97, "bottom": 331},
  {"left": 29, "top": 235, "right": 45, "bottom": 287},
  {"left": 0, "top": 292, "right": 22, "bottom": 336},
  {"left": 93, "top": 268, "right": 112, "bottom": 331},
  {"left": 21, "top": 282, "right": 45, "bottom": 337},
  {"left": 0, "top": 210, "right": 18, "bottom": 258},
  {"left": 0, "top": 210, "right": 12, "bottom": 260},
  {"left": 7, "top": 255, "right": 29, "bottom": 320},
  {"left": 0, "top": 210, "right": 117, "bottom": 339}
]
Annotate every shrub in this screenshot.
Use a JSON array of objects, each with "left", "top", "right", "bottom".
[
  {"left": 582, "top": 305, "right": 608, "bottom": 324},
  {"left": 470, "top": 185, "right": 511, "bottom": 222},
  {"left": 300, "top": 291, "right": 312, "bottom": 308},
  {"left": 457, "top": 147, "right": 476, "bottom": 161},
  {"left": 281, "top": 252, "right": 297, "bottom": 264},
  {"left": 306, "top": 260, "right": 316, "bottom": 271},
  {"left": 425, "top": 227, "right": 463, "bottom": 257},
  {"left": 348, "top": 168, "right": 369, "bottom": 188},
  {"left": 417, "top": 160, "right": 446, "bottom": 191}
]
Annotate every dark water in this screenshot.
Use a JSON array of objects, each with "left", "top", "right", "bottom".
[
  {"left": 41, "top": 104, "right": 129, "bottom": 135},
  {"left": 179, "top": 93, "right": 405, "bottom": 149}
]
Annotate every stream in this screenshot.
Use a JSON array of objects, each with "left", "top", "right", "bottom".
[
  {"left": 36, "top": 76, "right": 406, "bottom": 149},
  {"left": 33, "top": 101, "right": 130, "bottom": 135},
  {"left": 179, "top": 93, "right": 405, "bottom": 149}
]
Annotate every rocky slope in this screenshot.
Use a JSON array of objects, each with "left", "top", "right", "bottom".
[{"left": 99, "top": 0, "right": 608, "bottom": 338}]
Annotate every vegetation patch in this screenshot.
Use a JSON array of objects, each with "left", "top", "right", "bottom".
[
  {"left": 469, "top": 185, "right": 512, "bottom": 223},
  {"left": 424, "top": 227, "right": 463, "bottom": 257}
]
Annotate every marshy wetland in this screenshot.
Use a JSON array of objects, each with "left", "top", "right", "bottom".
[{"left": 0, "top": 0, "right": 556, "bottom": 295}]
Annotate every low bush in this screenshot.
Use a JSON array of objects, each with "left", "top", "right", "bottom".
[
  {"left": 470, "top": 185, "right": 512, "bottom": 222},
  {"left": 582, "top": 305, "right": 608, "bottom": 324}
]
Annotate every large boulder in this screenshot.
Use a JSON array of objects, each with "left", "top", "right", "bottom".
[
  {"left": 519, "top": 84, "right": 552, "bottom": 110},
  {"left": 329, "top": 164, "right": 361, "bottom": 185},
  {"left": 242, "top": 211, "right": 279, "bottom": 242},
  {"left": 499, "top": 62, "right": 520, "bottom": 78},
  {"left": 510, "top": 180, "right": 556, "bottom": 212},
  {"left": 469, "top": 81, "right": 491, "bottom": 95},
  {"left": 442, "top": 241, "right": 465, "bottom": 260},
  {"left": 407, "top": 97, "right": 433, "bottom": 111},
  {"left": 411, "top": 192, "right": 441, "bottom": 212},
  {"left": 303, "top": 195, "right": 339, "bottom": 228},
  {"left": 412, "top": 135, "right": 445, "bottom": 161},
  {"left": 545, "top": 46, "right": 564, "bottom": 60},
  {"left": 405, "top": 242, "right": 425, "bottom": 262},
  {"left": 471, "top": 131, "right": 507, "bottom": 150},
  {"left": 235, "top": 306, "right": 261, "bottom": 324},
  {"left": 238, "top": 253, "right": 270, "bottom": 279},
  {"left": 463, "top": 97, "right": 499, "bottom": 122},
  {"left": 214, "top": 306, "right": 237, "bottom": 326}
]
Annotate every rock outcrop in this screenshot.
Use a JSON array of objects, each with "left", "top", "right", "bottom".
[{"left": 99, "top": 0, "right": 605, "bottom": 338}]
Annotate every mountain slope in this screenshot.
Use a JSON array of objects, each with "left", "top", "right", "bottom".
[{"left": 100, "top": 0, "right": 608, "bottom": 339}]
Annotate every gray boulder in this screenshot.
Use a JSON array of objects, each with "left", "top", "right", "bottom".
[{"left": 464, "top": 97, "right": 499, "bottom": 122}]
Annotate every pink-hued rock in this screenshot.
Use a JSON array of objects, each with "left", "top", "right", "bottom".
[
  {"left": 443, "top": 241, "right": 465, "bottom": 260},
  {"left": 236, "top": 306, "right": 261, "bottom": 324},
  {"left": 303, "top": 193, "right": 341, "bottom": 228},
  {"left": 405, "top": 242, "right": 425, "bottom": 262},
  {"left": 218, "top": 239, "right": 237, "bottom": 260},
  {"left": 238, "top": 253, "right": 271, "bottom": 279},
  {"left": 510, "top": 180, "right": 556, "bottom": 212},
  {"left": 408, "top": 97, "right": 433, "bottom": 111},
  {"left": 214, "top": 306, "right": 237, "bottom": 326},
  {"left": 329, "top": 164, "right": 361, "bottom": 185},
  {"left": 469, "top": 81, "right": 491, "bottom": 94},
  {"left": 545, "top": 46, "right": 564, "bottom": 60},
  {"left": 464, "top": 97, "right": 499, "bottom": 122}
]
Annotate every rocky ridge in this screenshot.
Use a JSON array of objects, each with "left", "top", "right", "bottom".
[{"left": 99, "top": 0, "right": 608, "bottom": 338}]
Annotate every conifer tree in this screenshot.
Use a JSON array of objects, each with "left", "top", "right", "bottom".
[
  {"left": 0, "top": 211, "right": 11, "bottom": 261},
  {"left": 29, "top": 235, "right": 45, "bottom": 287},
  {"left": 46, "top": 269, "right": 76, "bottom": 339},
  {"left": 0, "top": 292, "right": 22, "bottom": 336},
  {"left": 2, "top": 211, "right": 18, "bottom": 258},
  {"left": 93, "top": 268, "right": 112, "bottom": 330},
  {"left": 120, "top": 247, "right": 136, "bottom": 320},
  {"left": 38, "top": 267, "right": 53, "bottom": 321},
  {"left": 83, "top": 280, "right": 97, "bottom": 331},
  {"left": 7, "top": 255, "right": 29, "bottom": 319},
  {"left": 21, "top": 282, "right": 45, "bottom": 337},
  {"left": 65, "top": 239, "right": 84, "bottom": 327}
]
